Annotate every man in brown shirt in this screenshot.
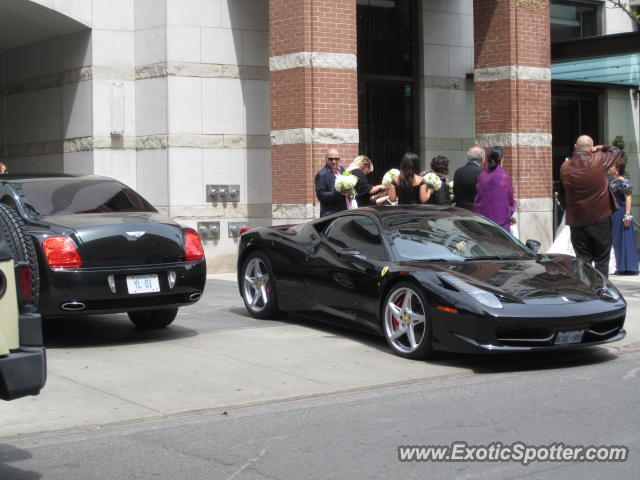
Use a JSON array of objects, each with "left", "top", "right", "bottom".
[{"left": 560, "top": 135, "right": 621, "bottom": 277}]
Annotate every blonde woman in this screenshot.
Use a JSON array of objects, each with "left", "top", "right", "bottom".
[{"left": 347, "top": 155, "right": 386, "bottom": 207}]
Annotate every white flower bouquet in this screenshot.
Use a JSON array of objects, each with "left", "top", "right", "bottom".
[
  {"left": 382, "top": 168, "right": 400, "bottom": 187},
  {"left": 335, "top": 171, "right": 358, "bottom": 196},
  {"left": 448, "top": 180, "right": 454, "bottom": 201},
  {"left": 423, "top": 172, "right": 442, "bottom": 191}
]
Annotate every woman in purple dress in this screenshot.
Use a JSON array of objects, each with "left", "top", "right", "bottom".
[
  {"left": 473, "top": 146, "right": 517, "bottom": 232},
  {"left": 608, "top": 158, "right": 638, "bottom": 275}
]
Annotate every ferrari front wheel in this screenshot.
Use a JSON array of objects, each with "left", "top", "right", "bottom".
[
  {"left": 382, "top": 282, "right": 434, "bottom": 359},
  {"left": 241, "top": 251, "right": 282, "bottom": 319}
]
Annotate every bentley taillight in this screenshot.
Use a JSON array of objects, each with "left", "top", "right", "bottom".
[
  {"left": 184, "top": 229, "right": 204, "bottom": 261},
  {"left": 43, "top": 236, "right": 83, "bottom": 269}
]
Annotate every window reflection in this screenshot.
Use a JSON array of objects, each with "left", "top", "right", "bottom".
[
  {"left": 12, "top": 179, "right": 157, "bottom": 216},
  {"left": 551, "top": 1, "right": 598, "bottom": 42},
  {"left": 324, "top": 215, "right": 387, "bottom": 260},
  {"left": 383, "top": 213, "right": 532, "bottom": 261}
]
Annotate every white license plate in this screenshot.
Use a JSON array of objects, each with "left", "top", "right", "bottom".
[
  {"left": 554, "top": 330, "right": 584, "bottom": 345},
  {"left": 126, "top": 274, "right": 160, "bottom": 294}
]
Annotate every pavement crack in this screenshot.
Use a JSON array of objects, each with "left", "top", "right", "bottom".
[
  {"left": 622, "top": 365, "right": 640, "bottom": 379},
  {"left": 45, "top": 372, "right": 167, "bottom": 417},
  {"left": 224, "top": 435, "right": 290, "bottom": 480},
  {"left": 173, "top": 341, "right": 334, "bottom": 387}
]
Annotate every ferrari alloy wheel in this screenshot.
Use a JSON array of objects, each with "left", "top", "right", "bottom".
[
  {"left": 383, "top": 282, "right": 434, "bottom": 359},
  {"left": 241, "top": 252, "right": 282, "bottom": 319},
  {"left": 128, "top": 308, "right": 178, "bottom": 329}
]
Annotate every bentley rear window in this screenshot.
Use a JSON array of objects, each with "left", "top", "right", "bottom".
[
  {"left": 12, "top": 179, "right": 157, "bottom": 216},
  {"left": 383, "top": 213, "right": 533, "bottom": 261}
]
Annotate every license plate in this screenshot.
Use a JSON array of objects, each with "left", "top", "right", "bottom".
[
  {"left": 126, "top": 274, "right": 160, "bottom": 294},
  {"left": 554, "top": 330, "right": 584, "bottom": 345}
]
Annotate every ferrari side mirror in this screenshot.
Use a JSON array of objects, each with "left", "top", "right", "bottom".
[
  {"left": 338, "top": 249, "right": 368, "bottom": 262},
  {"left": 525, "top": 239, "right": 541, "bottom": 254}
]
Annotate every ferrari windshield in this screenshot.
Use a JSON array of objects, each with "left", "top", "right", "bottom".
[
  {"left": 383, "top": 212, "right": 533, "bottom": 261},
  {"left": 10, "top": 178, "right": 157, "bottom": 216}
]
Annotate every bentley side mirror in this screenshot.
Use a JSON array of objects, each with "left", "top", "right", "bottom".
[{"left": 526, "top": 239, "right": 541, "bottom": 254}]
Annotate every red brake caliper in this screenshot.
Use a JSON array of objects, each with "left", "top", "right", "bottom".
[{"left": 392, "top": 294, "right": 404, "bottom": 330}]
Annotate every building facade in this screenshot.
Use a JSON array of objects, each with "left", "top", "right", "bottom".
[{"left": 0, "top": 0, "right": 638, "bottom": 272}]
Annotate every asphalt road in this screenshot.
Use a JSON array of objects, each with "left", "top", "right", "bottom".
[
  {"left": 1, "top": 276, "right": 639, "bottom": 479},
  {"left": 2, "top": 348, "right": 638, "bottom": 480}
]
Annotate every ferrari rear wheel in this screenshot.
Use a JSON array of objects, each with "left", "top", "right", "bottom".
[
  {"left": 382, "top": 282, "right": 434, "bottom": 359},
  {"left": 128, "top": 308, "right": 178, "bottom": 329},
  {"left": 241, "top": 251, "right": 282, "bottom": 319}
]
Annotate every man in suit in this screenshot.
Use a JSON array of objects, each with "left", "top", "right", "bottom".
[
  {"left": 315, "top": 147, "right": 349, "bottom": 217},
  {"left": 453, "top": 146, "right": 485, "bottom": 210}
]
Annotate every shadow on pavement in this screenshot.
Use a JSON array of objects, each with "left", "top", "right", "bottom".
[
  {"left": 274, "top": 312, "right": 620, "bottom": 374},
  {"left": 430, "top": 347, "right": 618, "bottom": 374},
  {"left": 42, "top": 314, "right": 198, "bottom": 349},
  {"left": 0, "top": 444, "right": 41, "bottom": 480}
]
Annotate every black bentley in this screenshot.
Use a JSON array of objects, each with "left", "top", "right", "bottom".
[
  {"left": 237, "top": 206, "right": 626, "bottom": 359},
  {"left": 0, "top": 174, "right": 206, "bottom": 328}
]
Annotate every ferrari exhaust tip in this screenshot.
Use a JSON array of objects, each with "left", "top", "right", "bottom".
[
  {"left": 188, "top": 292, "right": 201, "bottom": 301},
  {"left": 61, "top": 301, "right": 86, "bottom": 311}
]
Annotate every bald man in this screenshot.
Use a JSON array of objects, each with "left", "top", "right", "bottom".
[
  {"left": 453, "top": 146, "right": 485, "bottom": 210},
  {"left": 560, "top": 135, "right": 621, "bottom": 277},
  {"left": 315, "top": 147, "right": 349, "bottom": 217}
]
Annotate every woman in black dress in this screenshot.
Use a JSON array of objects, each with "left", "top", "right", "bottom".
[
  {"left": 388, "top": 152, "right": 429, "bottom": 205},
  {"left": 426, "top": 155, "right": 451, "bottom": 205},
  {"left": 346, "top": 155, "right": 386, "bottom": 207}
]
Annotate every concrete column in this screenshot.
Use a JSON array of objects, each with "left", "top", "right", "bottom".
[
  {"left": 269, "top": 0, "right": 359, "bottom": 221},
  {"left": 473, "top": 0, "right": 553, "bottom": 247}
]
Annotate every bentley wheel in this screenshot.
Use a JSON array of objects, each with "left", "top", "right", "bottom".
[
  {"left": 128, "top": 308, "right": 178, "bottom": 329},
  {"left": 241, "top": 251, "right": 282, "bottom": 319},
  {"left": 0, "top": 203, "right": 39, "bottom": 308},
  {"left": 382, "top": 282, "right": 434, "bottom": 359}
]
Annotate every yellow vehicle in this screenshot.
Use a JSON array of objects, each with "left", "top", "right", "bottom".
[{"left": 0, "top": 204, "right": 46, "bottom": 400}]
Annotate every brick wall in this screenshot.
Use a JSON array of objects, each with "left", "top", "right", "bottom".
[
  {"left": 474, "top": 0, "right": 552, "bottom": 200},
  {"left": 270, "top": 0, "right": 358, "bottom": 209}
]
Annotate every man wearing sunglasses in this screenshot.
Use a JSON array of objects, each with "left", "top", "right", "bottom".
[{"left": 315, "top": 147, "right": 349, "bottom": 217}]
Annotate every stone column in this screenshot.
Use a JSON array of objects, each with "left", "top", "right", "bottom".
[
  {"left": 269, "top": 0, "right": 359, "bottom": 222},
  {"left": 473, "top": 0, "right": 553, "bottom": 247}
]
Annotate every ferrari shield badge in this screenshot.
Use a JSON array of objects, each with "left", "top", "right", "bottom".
[{"left": 380, "top": 266, "right": 389, "bottom": 277}]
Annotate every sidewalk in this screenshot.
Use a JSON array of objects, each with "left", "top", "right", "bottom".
[{"left": 1, "top": 272, "right": 637, "bottom": 440}]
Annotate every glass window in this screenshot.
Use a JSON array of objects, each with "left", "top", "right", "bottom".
[
  {"left": 357, "top": 0, "right": 419, "bottom": 177},
  {"left": 10, "top": 178, "right": 157, "bottom": 216},
  {"left": 382, "top": 212, "right": 533, "bottom": 261},
  {"left": 323, "top": 215, "right": 387, "bottom": 261},
  {"left": 357, "top": 0, "right": 415, "bottom": 77},
  {"left": 551, "top": 1, "right": 599, "bottom": 42}
]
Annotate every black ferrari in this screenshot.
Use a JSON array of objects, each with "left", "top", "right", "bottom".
[
  {"left": 237, "top": 206, "right": 626, "bottom": 358},
  {"left": 0, "top": 174, "right": 206, "bottom": 328}
]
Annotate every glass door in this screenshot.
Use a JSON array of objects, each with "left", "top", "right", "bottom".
[
  {"left": 357, "top": 0, "right": 419, "bottom": 179},
  {"left": 551, "top": 86, "right": 602, "bottom": 232}
]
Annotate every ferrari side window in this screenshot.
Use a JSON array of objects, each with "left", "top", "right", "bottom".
[{"left": 324, "top": 216, "right": 386, "bottom": 260}]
